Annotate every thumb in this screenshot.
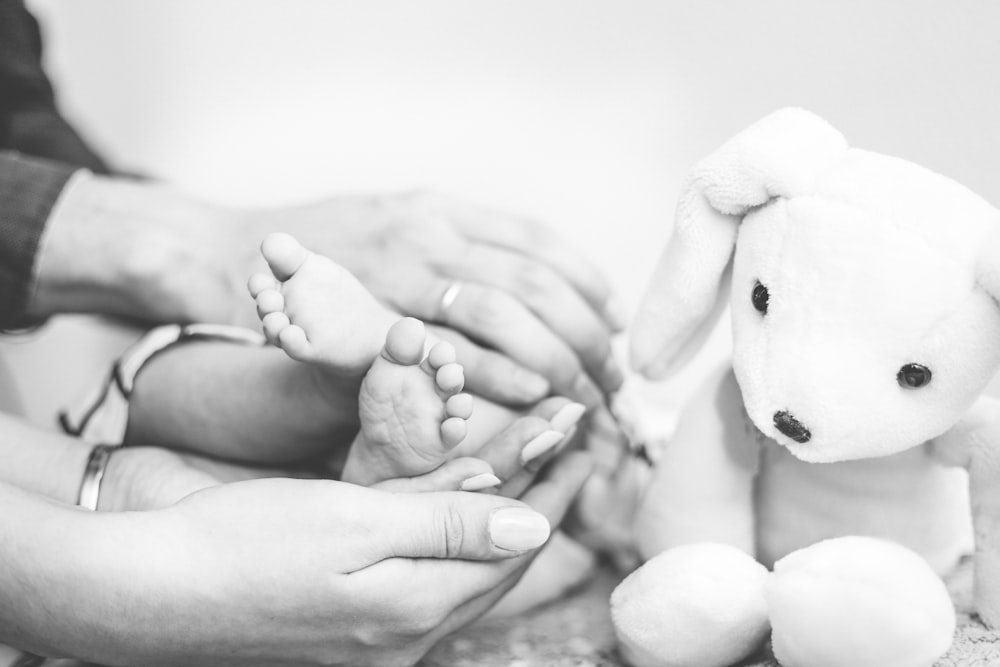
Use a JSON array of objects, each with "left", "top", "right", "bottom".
[{"left": 379, "top": 492, "right": 551, "bottom": 561}]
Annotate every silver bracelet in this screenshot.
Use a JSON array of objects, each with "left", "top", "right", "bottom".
[{"left": 76, "top": 444, "right": 117, "bottom": 511}]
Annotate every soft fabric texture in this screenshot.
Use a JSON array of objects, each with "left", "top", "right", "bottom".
[
  {"left": 611, "top": 543, "right": 769, "bottom": 667},
  {"left": 0, "top": 151, "right": 77, "bottom": 327},
  {"left": 0, "top": 0, "right": 110, "bottom": 327},
  {"left": 767, "top": 537, "right": 955, "bottom": 667},
  {"left": 620, "top": 108, "right": 1000, "bottom": 667}
]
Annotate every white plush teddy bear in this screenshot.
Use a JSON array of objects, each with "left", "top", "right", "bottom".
[{"left": 611, "top": 108, "right": 1000, "bottom": 667}]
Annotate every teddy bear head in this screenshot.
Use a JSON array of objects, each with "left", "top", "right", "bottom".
[{"left": 631, "top": 109, "right": 1000, "bottom": 463}]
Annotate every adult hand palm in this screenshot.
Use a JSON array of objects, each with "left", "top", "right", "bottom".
[{"left": 132, "top": 453, "right": 592, "bottom": 667}]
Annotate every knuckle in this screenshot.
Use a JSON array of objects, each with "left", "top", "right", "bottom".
[
  {"left": 467, "top": 288, "right": 519, "bottom": 330},
  {"left": 436, "top": 502, "right": 469, "bottom": 559},
  {"left": 516, "top": 261, "right": 560, "bottom": 299}
]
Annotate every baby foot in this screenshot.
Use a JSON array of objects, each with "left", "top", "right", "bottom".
[
  {"left": 343, "top": 318, "right": 473, "bottom": 486},
  {"left": 248, "top": 232, "right": 398, "bottom": 378}
]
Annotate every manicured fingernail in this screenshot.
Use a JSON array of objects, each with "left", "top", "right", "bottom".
[
  {"left": 605, "top": 296, "right": 629, "bottom": 332},
  {"left": 489, "top": 507, "right": 551, "bottom": 551},
  {"left": 520, "top": 430, "right": 565, "bottom": 466},
  {"left": 515, "top": 369, "right": 550, "bottom": 400},
  {"left": 549, "top": 402, "right": 587, "bottom": 433},
  {"left": 459, "top": 473, "right": 502, "bottom": 492}
]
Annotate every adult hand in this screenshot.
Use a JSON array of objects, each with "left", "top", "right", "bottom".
[
  {"left": 85, "top": 453, "right": 592, "bottom": 667},
  {"left": 246, "top": 191, "right": 626, "bottom": 408},
  {"left": 35, "top": 176, "right": 626, "bottom": 414}
]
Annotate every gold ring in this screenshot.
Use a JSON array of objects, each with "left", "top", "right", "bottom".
[{"left": 439, "top": 281, "right": 464, "bottom": 321}]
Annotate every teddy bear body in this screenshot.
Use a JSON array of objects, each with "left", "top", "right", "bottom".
[
  {"left": 652, "top": 364, "right": 975, "bottom": 573},
  {"left": 633, "top": 362, "right": 975, "bottom": 574},
  {"left": 619, "top": 108, "right": 1000, "bottom": 666},
  {"left": 756, "top": 426, "right": 970, "bottom": 572}
]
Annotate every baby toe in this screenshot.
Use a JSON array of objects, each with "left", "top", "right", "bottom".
[
  {"left": 247, "top": 272, "right": 278, "bottom": 297},
  {"left": 261, "top": 232, "right": 310, "bottom": 281},
  {"left": 445, "top": 393, "right": 474, "bottom": 420},
  {"left": 383, "top": 317, "right": 427, "bottom": 366},
  {"left": 261, "top": 311, "right": 291, "bottom": 345},
  {"left": 441, "top": 417, "right": 468, "bottom": 448},
  {"left": 436, "top": 363, "right": 465, "bottom": 394},
  {"left": 255, "top": 288, "right": 285, "bottom": 317},
  {"left": 277, "top": 324, "right": 312, "bottom": 359},
  {"left": 427, "top": 340, "right": 457, "bottom": 369}
]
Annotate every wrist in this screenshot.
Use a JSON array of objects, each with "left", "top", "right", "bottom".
[
  {"left": 0, "top": 484, "right": 164, "bottom": 663},
  {"left": 30, "top": 173, "right": 248, "bottom": 325},
  {"left": 0, "top": 412, "right": 90, "bottom": 505},
  {"left": 97, "top": 447, "right": 219, "bottom": 512}
]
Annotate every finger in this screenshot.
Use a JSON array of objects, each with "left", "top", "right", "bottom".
[
  {"left": 475, "top": 416, "right": 553, "bottom": 482},
  {"left": 392, "top": 270, "right": 602, "bottom": 407},
  {"left": 372, "top": 458, "right": 499, "bottom": 493},
  {"left": 512, "top": 429, "right": 589, "bottom": 500},
  {"left": 422, "top": 557, "right": 536, "bottom": 650},
  {"left": 538, "top": 399, "right": 588, "bottom": 433},
  {"left": 424, "top": 195, "right": 627, "bottom": 331},
  {"left": 429, "top": 281, "right": 607, "bottom": 409},
  {"left": 474, "top": 400, "right": 588, "bottom": 484},
  {"left": 419, "top": 451, "right": 596, "bottom": 604},
  {"left": 375, "top": 490, "right": 553, "bottom": 561},
  {"left": 437, "top": 531, "right": 597, "bottom": 635},
  {"left": 362, "top": 452, "right": 596, "bottom": 645},
  {"left": 438, "top": 243, "right": 623, "bottom": 392},
  {"left": 585, "top": 404, "right": 631, "bottom": 475},
  {"left": 428, "top": 326, "right": 549, "bottom": 405}
]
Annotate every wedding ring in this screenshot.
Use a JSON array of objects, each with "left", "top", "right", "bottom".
[{"left": 439, "top": 281, "right": 464, "bottom": 322}]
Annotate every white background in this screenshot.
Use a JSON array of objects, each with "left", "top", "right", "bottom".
[{"left": 4, "top": 0, "right": 999, "bottom": 429}]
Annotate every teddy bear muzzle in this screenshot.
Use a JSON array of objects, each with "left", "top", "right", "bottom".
[{"left": 773, "top": 410, "right": 811, "bottom": 443}]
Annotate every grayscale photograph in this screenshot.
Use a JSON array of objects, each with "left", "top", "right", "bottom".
[{"left": 0, "top": 2, "right": 998, "bottom": 666}]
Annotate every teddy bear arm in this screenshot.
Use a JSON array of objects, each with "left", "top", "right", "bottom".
[
  {"left": 932, "top": 397, "right": 1000, "bottom": 627},
  {"left": 634, "top": 366, "right": 760, "bottom": 561}
]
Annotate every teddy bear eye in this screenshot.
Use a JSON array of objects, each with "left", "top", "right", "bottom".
[
  {"left": 897, "top": 364, "right": 932, "bottom": 389},
  {"left": 751, "top": 281, "right": 769, "bottom": 314}
]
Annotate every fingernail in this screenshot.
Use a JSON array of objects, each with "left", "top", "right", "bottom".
[
  {"left": 520, "top": 430, "right": 566, "bottom": 466},
  {"left": 549, "top": 402, "right": 587, "bottom": 433},
  {"left": 459, "top": 473, "right": 502, "bottom": 492},
  {"left": 515, "top": 369, "right": 550, "bottom": 400},
  {"left": 605, "top": 296, "right": 629, "bottom": 332},
  {"left": 489, "top": 507, "right": 551, "bottom": 551}
]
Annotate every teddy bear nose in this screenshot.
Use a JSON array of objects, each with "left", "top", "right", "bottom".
[{"left": 773, "top": 410, "right": 811, "bottom": 443}]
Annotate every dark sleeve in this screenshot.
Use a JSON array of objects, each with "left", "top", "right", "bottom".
[
  {"left": 0, "top": 0, "right": 111, "bottom": 327},
  {"left": 0, "top": 151, "right": 78, "bottom": 328},
  {"left": 0, "top": 0, "right": 109, "bottom": 173}
]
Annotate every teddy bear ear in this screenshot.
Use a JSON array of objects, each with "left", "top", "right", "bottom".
[
  {"left": 630, "top": 108, "right": 849, "bottom": 379},
  {"left": 629, "top": 190, "right": 738, "bottom": 379}
]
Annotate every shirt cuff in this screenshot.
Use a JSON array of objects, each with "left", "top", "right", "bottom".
[{"left": 0, "top": 151, "right": 81, "bottom": 329}]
